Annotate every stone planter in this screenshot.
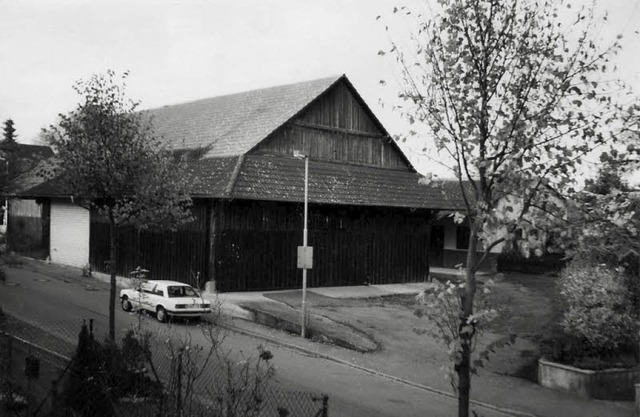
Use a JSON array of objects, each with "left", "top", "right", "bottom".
[{"left": 538, "top": 358, "right": 639, "bottom": 400}]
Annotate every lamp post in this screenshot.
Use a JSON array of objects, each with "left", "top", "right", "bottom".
[{"left": 294, "top": 150, "right": 311, "bottom": 338}]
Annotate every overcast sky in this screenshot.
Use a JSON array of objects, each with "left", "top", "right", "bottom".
[{"left": 1, "top": 0, "right": 639, "bottom": 175}]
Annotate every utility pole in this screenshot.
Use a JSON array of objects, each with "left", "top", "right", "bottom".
[{"left": 294, "top": 150, "right": 313, "bottom": 338}]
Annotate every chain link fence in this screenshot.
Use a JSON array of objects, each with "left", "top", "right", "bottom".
[{"left": 0, "top": 316, "right": 329, "bottom": 417}]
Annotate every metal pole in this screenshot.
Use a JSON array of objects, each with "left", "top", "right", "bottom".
[
  {"left": 301, "top": 156, "right": 309, "bottom": 339},
  {"left": 176, "top": 350, "right": 182, "bottom": 416}
]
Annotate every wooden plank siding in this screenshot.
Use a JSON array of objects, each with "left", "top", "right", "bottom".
[
  {"left": 212, "top": 200, "right": 431, "bottom": 292},
  {"left": 85, "top": 79, "right": 432, "bottom": 291},
  {"left": 89, "top": 202, "right": 209, "bottom": 288},
  {"left": 253, "top": 81, "right": 408, "bottom": 169},
  {"left": 7, "top": 198, "right": 49, "bottom": 259},
  {"left": 297, "top": 81, "right": 379, "bottom": 132}
]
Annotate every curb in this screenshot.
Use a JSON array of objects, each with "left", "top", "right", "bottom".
[
  {"left": 238, "top": 304, "right": 378, "bottom": 353},
  {"left": 213, "top": 317, "right": 539, "bottom": 417}
]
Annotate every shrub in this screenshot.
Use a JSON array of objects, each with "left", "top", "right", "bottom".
[
  {"left": 63, "top": 323, "right": 162, "bottom": 417},
  {"left": 559, "top": 261, "right": 638, "bottom": 358},
  {"left": 63, "top": 321, "right": 115, "bottom": 417}
]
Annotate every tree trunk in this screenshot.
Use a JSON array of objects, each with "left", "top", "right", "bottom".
[
  {"left": 108, "top": 215, "right": 117, "bottom": 342},
  {"left": 458, "top": 329, "right": 472, "bottom": 417},
  {"left": 458, "top": 223, "right": 479, "bottom": 417}
]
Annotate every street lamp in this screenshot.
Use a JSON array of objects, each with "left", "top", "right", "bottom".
[{"left": 293, "top": 150, "right": 312, "bottom": 338}]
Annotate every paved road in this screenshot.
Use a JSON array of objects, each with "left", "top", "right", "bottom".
[{"left": 0, "top": 265, "right": 512, "bottom": 417}]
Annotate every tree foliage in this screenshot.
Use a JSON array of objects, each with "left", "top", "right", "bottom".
[
  {"left": 45, "top": 70, "right": 194, "bottom": 341},
  {"left": 2, "top": 119, "right": 16, "bottom": 143},
  {"left": 46, "top": 70, "right": 193, "bottom": 230},
  {"left": 584, "top": 162, "right": 629, "bottom": 195},
  {"left": 415, "top": 278, "right": 514, "bottom": 392},
  {"left": 558, "top": 151, "right": 640, "bottom": 275},
  {"left": 381, "top": 1, "right": 633, "bottom": 415},
  {"left": 565, "top": 187, "right": 640, "bottom": 268}
]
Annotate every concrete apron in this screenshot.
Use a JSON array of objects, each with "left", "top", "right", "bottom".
[{"left": 201, "top": 283, "right": 433, "bottom": 353}]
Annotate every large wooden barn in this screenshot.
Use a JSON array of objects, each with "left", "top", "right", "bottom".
[{"left": 12, "top": 75, "right": 468, "bottom": 291}]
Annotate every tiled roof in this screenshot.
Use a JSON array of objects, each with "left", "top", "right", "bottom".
[
  {"left": 14, "top": 155, "right": 464, "bottom": 210},
  {"left": 147, "top": 76, "right": 341, "bottom": 158},
  {"left": 228, "top": 155, "right": 464, "bottom": 210},
  {"left": 7, "top": 157, "right": 60, "bottom": 196},
  {"left": 0, "top": 143, "right": 54, "bottom": 160},
  {"left": 184, "top": 156, "right": 240, "bottom": 197},
  {"left": 13, "top": 156, "right": 241, "bottom": 199},
  {"left": 2, "top": 143, "right": 57, "bottom": 196}
]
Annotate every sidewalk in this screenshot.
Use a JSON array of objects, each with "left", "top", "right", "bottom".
[{"left": 10, "top": 258, "right": 636, "bottom": 417}]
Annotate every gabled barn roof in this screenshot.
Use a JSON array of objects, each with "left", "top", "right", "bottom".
[
  {"left": 13, "top": 76, "right": 465, "bottom": 210},
  {"left": 148, "top": 76, "right": 342, "bottom": 158}
]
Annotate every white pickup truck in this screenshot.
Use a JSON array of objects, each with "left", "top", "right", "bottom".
[{"left": 120, "top": 280, "right": 212, "bottom": 322}]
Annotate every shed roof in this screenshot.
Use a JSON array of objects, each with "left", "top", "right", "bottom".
[
  {"left": 1, "top": 144, "right": 56, "bottom": 195},
  {"left": 0, "top": 143, "right": 54, "bottom": 160},
  {"left": 7, "top": 157, "right": 60, "bottom": 195},
  {"left": 147, "top": 76, "right": 342, "bottom": 158}
]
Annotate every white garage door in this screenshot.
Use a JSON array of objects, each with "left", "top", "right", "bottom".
[{"left": 50, "top": 202, "right": 90, "bottom": 268}]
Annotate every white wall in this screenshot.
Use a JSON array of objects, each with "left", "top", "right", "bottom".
[
  {"left": 442, "top": 220, "right": 504, "bottom": 253},
  {"left": 50, "top": 201, "right": 90, "bottom": 268},
  {"left": 443, "top": 222, "right": 457, "bottom": 250}
]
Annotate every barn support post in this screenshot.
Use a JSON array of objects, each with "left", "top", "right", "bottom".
[
  {"left": 205, "top": 201, "right": 219, "bottom": 293},
  {"left": 425, "top": 209, "right": 434, "bottom": 282}
]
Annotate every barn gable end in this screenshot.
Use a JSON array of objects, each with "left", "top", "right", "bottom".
[{"left": 251, "top": 78, "right": 411, "bottom": 170}]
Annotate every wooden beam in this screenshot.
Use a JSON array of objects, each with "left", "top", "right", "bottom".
[
  {"left": 207, "top": 201, "right": 219, "bottom": 291},
  {"left": 291, "top": 121, "right": 387, "bottom": 139},
  {"left": 224, "top": 155, "right": 246, "bottom": 198}
]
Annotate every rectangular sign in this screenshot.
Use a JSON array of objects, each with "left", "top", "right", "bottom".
[{"left": 297, "top": 246, "right": 314, "bottom": 269}]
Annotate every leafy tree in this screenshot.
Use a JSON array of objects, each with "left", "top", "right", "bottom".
[
  {"left": 584, "top": 159, "right": 629, "bottom": 195},
  {"left": 0, "top": 119, "right": 17, "bottom": 193},
  {"left": 45, "top": 70, "right": 193, "bottom": 342},
  {"left": 2, "top": 119, "right": 16, "bottom": 143},
  {"left": 381, "top": 1, "right": 633, "bottom": 415}
]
